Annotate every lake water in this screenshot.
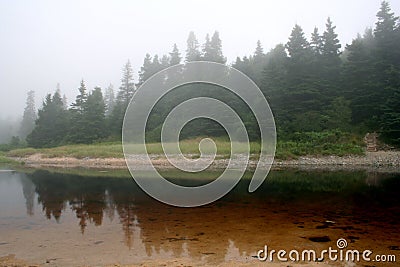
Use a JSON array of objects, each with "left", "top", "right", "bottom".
[{"left": 0, "top": 168, "right": 399, "bottom": 266}]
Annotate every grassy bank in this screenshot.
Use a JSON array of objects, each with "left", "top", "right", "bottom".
[
  {"left": 7, "top": 142, "right": 124, "bottom": 159},
  {"left": 6, "top": 131, "right": 364, "bottom": 160},
  {"left": 0, "top": 151, "right": 19, "bottom": 165},
  {"left": 5, "top": 139, "right": 260, "bottom": 158}
]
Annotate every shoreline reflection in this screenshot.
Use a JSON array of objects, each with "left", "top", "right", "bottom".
[{"left": 0, "top": 169, "right": 399, "bottom": 264}]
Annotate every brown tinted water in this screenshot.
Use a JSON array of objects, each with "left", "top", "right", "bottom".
[{"left": 0, "top": 169, "right": 399, "bottom": 266}]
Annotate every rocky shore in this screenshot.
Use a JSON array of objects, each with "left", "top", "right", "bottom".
[{"left": 10, "top": 151, "right": 400, "bottom": 171}]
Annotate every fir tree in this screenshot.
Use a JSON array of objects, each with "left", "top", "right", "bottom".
[
  {"left": 137, "top": 54, "right": 152, "bottom": 87},
  {"left": 321, "top": 17, "right": 341, "bottom": 57},
  {"left": 27, "top": 90, "right": 68, "bottom": 147},
  {"left": 160, "top": 54, "right": 170, "bottom": 68},
  {"left": 70, "top": 80, "right": 87, "bottom": 113},
  {"left": 19, "top": 90, "right": 36, "bottom": 139},
  {"left": 321, "top": 17, "right": 342, "bottom": 98},
  {"left": 202, "top": 32, "right": 226, "bottom": 63},
  {"left": 104, "top": 84, "right": 115, "bottom": 116},
  {"left": 253, "top": 40, "right": 264, "bottom": 63},
  {"left": 68, "top": 80, "right": 89, "bottom": 143},
  {"left": 117, "top": 60, "right": 135, "bottom": 104},
  {"left": 185, "top": 31, "right": 201, "bottom": 62},
  {"left": 286, "top": 24, "right": 310, "bottom": 61},
  {"left": 84, "top": 87, "right": 107, "bottom": 142},
  {"left": 310, "top": 27, "right": 323, "bottom": 55},
  {"left": 169, "top": 43, "right": 181, "bottom": 66},
  {"left": 202, "top": 33, "right": 212, "bottom": 61}
]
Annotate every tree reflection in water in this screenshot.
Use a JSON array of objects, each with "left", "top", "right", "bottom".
[{"left": 19, "top": 169, "right": 400, "bottom": 263}]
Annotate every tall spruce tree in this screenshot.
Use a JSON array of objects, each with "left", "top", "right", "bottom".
[
  {"left": 137, "top": 54, "right": 152, "bottom": 88},
  {"left": 84, "top": 87, "right": 107, "bottom": 142},
  {"left": 320, "top": 17, "right": 342, "bottom": 98},
  {"left": 169, "top": 43, "right": 181, "bottom": 66},
  {"left": 202, "top": 34, "right": 212, "bottom": 61},
  {"left": 210, "top": 31, "right": 226, "bottom": 63},
  {"left": 19, "top": 90, "right": 36, "bottom": 139},
  {"left": 118, "top": 60, "right": 135, "bottom": 104},
  {"left": 310, "top": 27, "right": 323, "bottom": 55},
  {"left": 261, "top": 44, "right": 289, "bottom": 129},
  {"left": 151, "top": 54, "right": 163, "bottom": 73},
  {"left": 68, "top": 80, "right": 89, "bottom": 143},
  {"left": 254, "top": 40, "right": 264, "bottom": 61},
  {"left": 374, "top": 1, "right": 400, "bottom": 137},
  {"left": 381, "top": 86, "right": 400, "bottom": 145},
  {"left": 286, "top": 24, "right": 310, "bottom": 62},
  {"left": 374, "top": 0, "right": 399, "bottom": 62},
  {"left": 70, "top": 80, "right": 87, "bottom": 112},
  {"left": 285, "top": 24, "right": 328, "bottom": 131},
  {"left": 321, "top": 18, "right": 341, "bottom": 58},
  {"left": 160, "top": 54, "right": 170, "bottom": 68},
  {"left": 285, "top": 24, "right": 313, "bottom": 83},
  {"left": 104, "top": 84, "right": 115, "bottom": 116},
  {"left": 202, "top": 32, "right": 226, "bottom": 63},
  {"left": 27, "top": 90, "right": 68, "bottom": 147},
  {"left": 109, "top": 61, "right": 136, "bottom": 137},
  {"left": 343, "top": 32, "right": 376, "bottom": 125},
  {"left": 185, "top": 31, "right": 201, "bottom": 62}
]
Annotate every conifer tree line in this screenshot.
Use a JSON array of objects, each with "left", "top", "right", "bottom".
[{"left": 23, "top": 1, "right": 400, "bottom": 148}]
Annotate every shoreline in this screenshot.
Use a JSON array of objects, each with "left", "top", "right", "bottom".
[{"left": 8, "top": 151, "right": 400, "bottom": 172}]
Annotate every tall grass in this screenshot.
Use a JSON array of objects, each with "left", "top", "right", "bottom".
[
  {"left": 7, "top": 142, "right": 124, "bottom": 158},
  {"left": 6, "top": 131, "right": 364, "bottom": 160},
  {"left": 7, "top": 138, "right": 261, "bottom": 158},
  {"left": 0, "top": 151, "right": 18, "bottom": 164}
]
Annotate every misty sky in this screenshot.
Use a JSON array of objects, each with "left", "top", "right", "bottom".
[{"left": 1, "top": 0, "right": 399, "bottom": 120}]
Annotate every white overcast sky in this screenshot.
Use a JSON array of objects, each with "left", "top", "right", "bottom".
[{"left": 1, "top": 0, "right": 399, "bottom": 120}]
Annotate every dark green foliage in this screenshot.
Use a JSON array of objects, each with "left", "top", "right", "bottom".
[
  {"left": 259, "top": 24, "right": 328, "bottom": 133},
  {"left": 233, "top": 41, "right": 269, "bottom": 86},
  {"left": 118, "top": 60, "right": 135, "bottom": 103},
  {"left": 286, "top": 24, "right": 311, "bottom": 62},
  {"left": 67, "top": 80, "right": 88, "bottom": 143},
  {"left": 375, "top": 0, "right": 398, "bottom": 56},
  {"left": 109, "top": 60, "right": 136, "bottom": 137},
  {"left": 342, "top": 1, "right": 400, "bottom": 144},
  {"left": 320, "top": 17, "right": 342, "bottom": 98},
  {"left": 326, "top": 97, "right": 352, "bottom": 131},
  {"left": 310, "top": 27, "right": 323, "bottom": 55},
  {"left": 83, "top": 87, "right": 107, "bottom": 142},
  {"left": 202, "top": 31, "right": 226, "bottom": 63},
  {"left": 254, "top": 40, "right": 264, "bottom": 61},
  {"left": 137, "top": 54, "right": 153, "bottom": 88},
  {"left": 321, "top": 17, "right": 341, "bottom": 58},
  {"left": 70, "top": 80, "right": 87, "bottom": 112},
  {"left": 380, "top": 82, "right": 400, "bottom": 145},
  {"left": 27, "top": 91, "right": 69, "bottom": 148},
  {"left": 144, "top": 83, "right": 259, "bottom": 142},
  {"left": 342, "top": 31, "right": 377, "bottom": 125},
  {"left": 276, "top": 130, "right": 364, "bottom": 159},
  {"left": 24, "top": 2, "right": 400, "bottom": 147},
  {"left": 67, "top": 82, "right": 108, "bottom": 144}
]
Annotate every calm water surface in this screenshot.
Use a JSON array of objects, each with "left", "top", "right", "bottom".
[{"left": 0, "top": 168, "right": 399, "bottom": 266}]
